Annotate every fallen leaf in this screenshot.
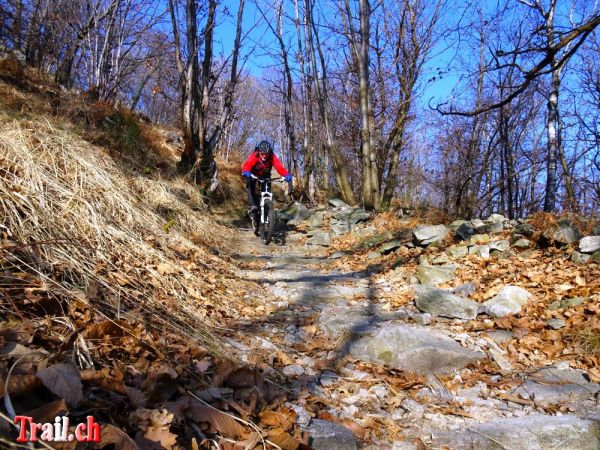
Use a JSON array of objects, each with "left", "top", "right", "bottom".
[
  {"left": 267, "top": 428, "right": 300, "bottom": 450},
  {"left": 259, "top": 410, "right": 293, "bottom": 431},
  {"left": 0, "top": 374, "right": 41, "bottom": 397},
  {"left": 186, "top": 404, "right": 247, "bottom": 438},
  {"left": 1, "top": 342, "right": 47, "bottom": 360},
  {"left": 23, "top": 399, "right": 68, "bottom": 423},
  {"left": 124, "top": 386, "right": 147, "bottom": 408},
  {"left": 37, "top": 363, "right": 84, "bottom": 406},
  {"left": 98, "top": 424, "right": 139, "bottom": 449},
  {"left": 83, "top": 320, "right": 133, "bottom": 341},
  {"left": 157, "top": 263, "right": 175, "bottom": 275},
  {"left": 139, "top": 426, "right": 178, "bottom": 450}
]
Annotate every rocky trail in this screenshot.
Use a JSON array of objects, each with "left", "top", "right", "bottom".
[{"left": 224, "top": 204, "right": 600, "bottom": 450}]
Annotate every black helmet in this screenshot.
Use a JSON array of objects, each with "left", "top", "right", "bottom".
[{"left": 256, "top": 140, "right": 272, "bottom": 154}]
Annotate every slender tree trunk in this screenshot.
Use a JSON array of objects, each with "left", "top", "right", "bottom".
[
  {"left": 308, "top": 0, "right": 357, "bottom": 205},
  {"left": 201, "top": 0, "right": 244, "bottom": 192},
  {"left": 175, "top": 0, "right": 201, "bottom": 173},
  {"left": 293, "top": 0, "right": 308, "bottom": 196},
  {"left": 543, "top": 66, "right": 559, "bottom": 212},
  {"left": 275, "top": 0, "right": 298, "bottom": 185},
  {"left": 357, "top": 0, "right": 379, "bottom": 209}
]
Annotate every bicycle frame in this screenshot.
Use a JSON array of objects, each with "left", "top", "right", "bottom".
[{"left": 249, "top": 175, "right": 288, "bottom": 222}]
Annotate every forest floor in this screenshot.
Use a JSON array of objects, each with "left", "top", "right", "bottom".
[
  {"left": 1, "top": 55, "right": 599, "bottom": 450},
  {"left": 219, "top": 215, "right": 600, "bottom": 449}
]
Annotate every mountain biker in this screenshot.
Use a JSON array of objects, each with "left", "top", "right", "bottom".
[{"left": 241, "top": 140, "right": 292, "bottom": 214}]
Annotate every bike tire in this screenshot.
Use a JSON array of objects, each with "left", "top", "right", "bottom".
[{"left": 260, "top": 199, "right": 275, "bottom": 245}]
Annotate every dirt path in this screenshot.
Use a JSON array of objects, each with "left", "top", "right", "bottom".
[{"left": 228, "top": 224, "right": 600, "bottom": 450}]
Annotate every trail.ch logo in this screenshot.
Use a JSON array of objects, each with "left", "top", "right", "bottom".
[{"left": 14, "top": 415, "right": 101, "bottom": 443}]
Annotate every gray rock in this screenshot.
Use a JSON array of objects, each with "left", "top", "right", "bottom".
[
  {"left": 451, "top": 282, "right": 477, "bottom": 297},
  {"left": 469, "top": 244, "right": 490, "bottom": 259},
  {"left": 346, "top": 322, "right": 484, "bottom": 374},
  {"left": 489, "top": 240, "right": 510, "bottom": 252},
  {"left": 571, "top": 251, "right": 591, "bottom": 264},
  {"left": 308, "top": 211, "right": 325, "bottom": 229},
  {"left": 548, "top": 296, "right": 587, "bottom": 310},
  {"left": 590, "top": 250, "right": 600, "bottom": 261},
  {"left": 547, "top": 318, "right": 566, "bottom": 329},
  {"left": 470, "top": 218, "right": 486, "bottom": 229},
  {"left": 447, "top": 245, "right": 468, "bottom": 258},
  {"left": 330, "top": 222, "right": 352, "bottom": 236},
  {"left": 400, "top": 398, "right": 425, "bottom": 419},
  {"left": 469, "top": 234, "right": 490, "bottom": 244},
  {"left": 306, "top": 231, "right": 331, "bottom": 247},
  {"left": 329, "top": 251, "right": 346, "bottom": 260},
  {"left": 413, "top": 225, "right": 447, "bottom": 245},
  {"left": 277, "top": 211, "right": 294, "bottom": 222},
  {"left": 456, "top": 222, "right": 475, "bottom": 241},
  {"left": 290, "top": 202, "right": 313, "bottom": 221},
  {"left": 579, "top": 236, "right": 600, "bottom": 254},
  {"left": 328, "top": 198, "right": 350, "bottom": 208},
  {"left": 319, "top": 304, "right": 372, "bottom": 337},
  {"left": 306, "top": 419, "right": 358, "bottom": 450},
  {"left": 514, "top": 222, "right": 534, "bottom": 237},
  {"left": 512, "top": 365, "right": 599, "bottom": 404},
  {"left": 513, "top": 238, "right": 531, "bottom": 249},
  {"left": 413, "top": 285, "right": 480, "bottom": 319},
  {"left": 485, "top": 329, "right": 513, "bottom": 345},
  {"left": 332, "top": 207, "right": 370, "bottom": 224},
  {"left": 350, "top": 225, "right": 377, "bottom": 238},
  {"left": 429, "top": 415, "right": 600, "bottom": 450},
  {"left": 487, "top": 213, "right": 506, "bottom": 223},
  {"left": 367, "top": 251, "right": 380, "bottom": 260},
  {"left": 543, "top": 220, "right": 581, "bottom": 245},
  {"left": 481, "top": 286, "right": 532, "bottom": 317},
  {"left": 377, "top": 239, "right": 404, "bottom": 254},
  {"left": 354, "top": 231, "right": 394, "bottom": 249},
  {"left": 282, "top": 364, "right": 305, "bottom": 377},
  {"left": 415, "top": 264, "right": 457, "bottom": 285},
  {"left": 594, "top": 225, "right": 600, "bottom": 235},
  {"left": 449, "top": 220, "right": 468, "bottom": 232},
  {"left": 431, "top": 254, "right": 450, "bottom": 264},
  {"left": 482, "top": 221, "right": 504, "bottom": 234}
]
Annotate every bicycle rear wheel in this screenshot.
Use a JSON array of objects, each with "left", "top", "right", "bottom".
[{"left": 260, "top": 199, "right": 275, "bottom": 245}]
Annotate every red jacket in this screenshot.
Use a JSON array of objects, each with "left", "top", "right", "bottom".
[{"left": 242, "top": 151, "right": 289, "bottom": 178}]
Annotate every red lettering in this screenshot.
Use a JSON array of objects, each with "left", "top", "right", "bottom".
[
  {"left": 74, "top": 423, "right": 86, "bottom": 442},
  {"left": 13, "top": 416, "right": 30, "bottom": 443},
  {"left": 86, "top": 416, "right": 101, "bottom": 443}
]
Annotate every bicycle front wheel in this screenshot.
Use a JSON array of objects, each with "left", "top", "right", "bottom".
[{"left": 260, "top": 199, "right": 275, "bottom": 245}]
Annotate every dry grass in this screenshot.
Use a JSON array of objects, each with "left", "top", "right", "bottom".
[
  {"left": 574, "top": 327, "right": 600, "bottom": 356},
  {"left": 0, "top": 109, "right": 239, "bottom": 355}
]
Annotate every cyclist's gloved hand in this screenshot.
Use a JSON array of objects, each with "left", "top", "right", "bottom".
[
  {"left": 284, "top": 174, "right": 293, "bottom": 182},
  {"left": 242, "top": 171, "right": 252, "bottom": 178}
]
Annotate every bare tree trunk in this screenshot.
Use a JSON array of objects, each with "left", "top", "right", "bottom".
[
  {"left": 174, "top": 0, "right": 201, "bottom": 174},
  {"left": 274, "top": 0, "right": 298, "bottom": 185},
  {"left": 308, "top": 0, "right": 357, "bottom": 205},
  {"left": 356, "top": 0, "right": 379, "bottom": 209},
  {"left": 201, "top": 0, "right": 244, "bottom": 192},
  {"left": 13, "top": 0, "right": 23, "bottom": 49},
  {"left": 543, "top": 58, "right": 559, "bottom": 211},
  {"left": 293, "top": 0, "right": 308, "bottom": 196}
]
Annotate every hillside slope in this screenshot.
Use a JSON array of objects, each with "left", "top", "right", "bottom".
[{"left": 0, "top": 57, "right": 313, "bottom": 449}]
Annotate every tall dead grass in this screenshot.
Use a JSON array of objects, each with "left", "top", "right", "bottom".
[{"left": 0, "top": 113, "right": 234, "bottom": 354}]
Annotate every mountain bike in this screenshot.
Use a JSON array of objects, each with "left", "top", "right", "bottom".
[{"left": 248, "top": 175, "right": 291, "bottom": 245}]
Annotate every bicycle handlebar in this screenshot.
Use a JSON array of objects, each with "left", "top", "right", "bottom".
[
  {"left": 249, "top": 174, "right": 289, "bottom": 183},
  {"left": 249, "top": 174, "right": 293, "bottom": 196}
]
